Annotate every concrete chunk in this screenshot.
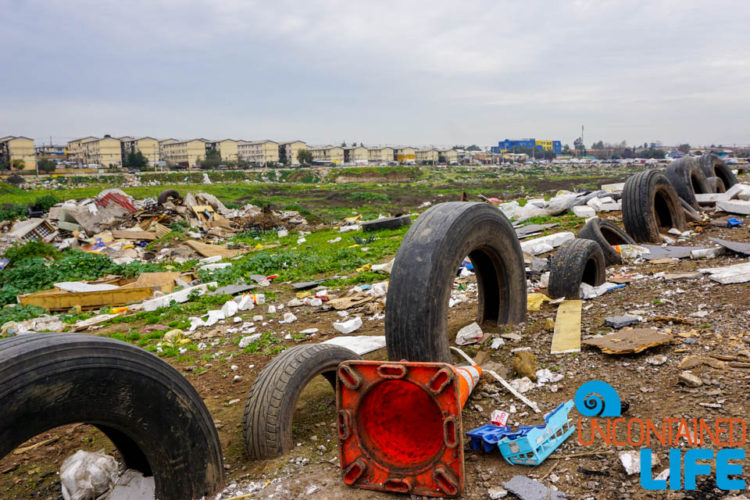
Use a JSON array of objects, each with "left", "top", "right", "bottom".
[
  {"left": 604, "top": 314, "right": 642, "bottom": 329},
  {"left": 502, "top": 475, "right": 566, "bottom": 500}
]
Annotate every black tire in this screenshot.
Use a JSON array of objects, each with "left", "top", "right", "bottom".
[
  {"left": 622, "top": 169, "right": 687, "bottom": 243},
  {"left": 385, "top": 202, "right": 526, "bottom": 362},
  {"left": 700, "top": 154, "right": 737, "bottom": 189},
  {"left": 706, "top": 176, "right": 726, "bottom": 193},
  {"left": 0, "top": 333, "right": 223, "bottom": 499},
  {"left": 547, "top": 239, "right": 606, "bottom": 299},
  {"left": 577, "top": 217, "right": 635, "bottom": 266},
  {"left": 361, "top": 214, "right": 412, "bottom": 232},
  {"left": 157, "top": 189, "right": 181, "bottom": 205},
  {"left": 665, "top": 158, "right": 711, "bottom": 207},
  {"left": 243, "top": 344, "right": 361, "bottom": 460}
]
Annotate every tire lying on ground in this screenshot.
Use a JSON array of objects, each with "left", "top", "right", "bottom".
[
  {"left": 361, "top": 214, "right": 412, "bottom": 232},
  {"left": 622, "top": 169, "right": 687, "bottom": 243},
  {"left": 705, "top": 176, "right": 726, "bottom": 193},
  {"left": 0, "top": 333, "right": 223, "bottom": 500},
  {"left": 547, "top": 239, "right": 606, "bottom": 299},
  {"left": 157, "top": 189, "right": 181, "bottom": 205},
  {"left": 577, "top": 217, "right": 635, "bottom": 266},
  {"left": 665, "top": 157, "right": 711, "bottom": 207},
  {"left": 385, "top": 202, "right": 526, "bottom": 363},
  {"left": 699, "top": 154, "right": 737, "bottom": 190},
  {"left": 243, "top": 344, "right": 361, "bottom": 460}
]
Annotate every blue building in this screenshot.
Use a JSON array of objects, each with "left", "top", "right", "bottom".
[{"left": 491, "top": 139, "right": 562, "bottom": 155}]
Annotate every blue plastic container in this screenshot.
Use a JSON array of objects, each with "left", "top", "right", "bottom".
[
  {"left": 466, "top": 424, "right": 512, "bottom": 453},
  {"left": 497, "top": 400, "right": 575, "bottom": 466}
]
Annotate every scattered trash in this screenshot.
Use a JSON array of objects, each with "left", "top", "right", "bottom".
[
  {"left": 604, "top": 314, "right": 642, "bottom": 329},
  {"left": 620, "top": 449, "right": 659, "bottom": 475},
  {"left": 455, "top": 321, "right": 484, "bottom": 345},
  {"left": 520, "top": 232, "right": 574, "bottom": 256},
  {"left": 498, "top": 401, "right": 575, "bottom": 465}
]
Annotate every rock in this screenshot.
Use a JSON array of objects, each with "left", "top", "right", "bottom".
[
  {"left": 502, "top": 475, "right": 566, "bottom": 500},
  {"left": 678, "top": 371, "right": 703, "bottom": 387},
  {"left": 543, "top": 318, "right": 555, "bottom": 332},
  {"left": 501, "top": 333, "right": 523, "bottom": 342},
  {"left": 702, "top": 357, "right": 726, "bottom": 369},
  {"left": 646, "top": 355, "right": 668, "bottom": 366},
  {"left": 678, "top": 356, "right": 703, "bottom": 370},
  {"left": 512, "top": 351, "right": 538, "bottom": 380},
  {"left": 488, "top": 486, "right": 509, "bottom": 499},
  {"left": 619, "top": 450, "right": 659, "bottom": 475},
  {"left": 604, "top": 315, "right": 642, "bottom": 329}
]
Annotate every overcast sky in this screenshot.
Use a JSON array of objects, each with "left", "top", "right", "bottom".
[{"left": 2, "top": 0, "right": 749, "bottom": 148}]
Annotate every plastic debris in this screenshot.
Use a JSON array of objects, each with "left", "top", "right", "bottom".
[
  {"left": 604, "top": 314, "right": 642, "bottom": 329},
  {"left": 455, "top": 322, "right": 484, "bottom": 345},
  {"left": 322, "top": 335, "right": 386, "bottom": 355},
  {"left": 60, "top": 450, "right": 118, "bottom": 500},
  {"left": 498, "top": 401, "right": 575, "bottom": 465},
  {"left": 239, "top": 333, "right": 262, "bottom": 348},
  {"left": 333, "top": 316, "right": 363, "bottom": 334},
  {"left": 520, "top": 232, "right": 574, "bottom": 256},
  {"left": 579, "top": 282, "right": 625, "bottom": 299}
]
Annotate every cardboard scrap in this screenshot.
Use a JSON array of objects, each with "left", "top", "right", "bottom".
[
  {"left": 583, "top": 328, "right": 672, "bottom": 354},
  {"left": 327, "top": 295, "right": 374, "bottom": 310},
  {"left": 185, "top": 240, "right": 244, "bottom": 258},
  {"left": 551, "top": 300, "right": 582, "bottom": 354}
]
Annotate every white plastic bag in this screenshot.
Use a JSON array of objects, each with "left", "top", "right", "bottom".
[{"left": 60, "top": 450, "right": 118, "bottom": 500}]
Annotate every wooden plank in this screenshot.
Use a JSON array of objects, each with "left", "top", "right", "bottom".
[
  {"left": 111, "top": 230, "right": 157, "bottom": 240},
  {"left": 19, "top": 287, "right": 154, "bottom": 311},
  {"left": 185, "top": 240, "right": 244, "bottom": 258},
  {"left": 551, "top": 300, "right": 582, "bottom": 354}
]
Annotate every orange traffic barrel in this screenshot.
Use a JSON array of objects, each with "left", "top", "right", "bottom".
[{"left": 336, "top": 360, "right": 481, "bottom": 497}]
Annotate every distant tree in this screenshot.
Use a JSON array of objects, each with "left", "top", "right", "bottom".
[
  {"left": 592, "top": 140, "right": 605, "bottom": 149},
  {"left": 38, "top": 158, "right": 56, "bottom": 172},
  {"left": 573, "top": 137, "right": 585, "bottom": 151},
  {"left": 562, "top": 144, "right": 571, "bottom": 154},
  {"left": 677, "top": 143, "right": 691, "bottom": 154},
  {"left": 199, "top": 149, "right": 222, "bottom": 169},
  {"left": 124, "top": 150, "right": 148, "bottom": 168},
  {"left": 622, "top": 148, "right": 635, "bottom": 159},
  {"left": 297, "top": 149, "right": 313, "bottom": 165},
  {"left": 466, "top": 144, "right": 481, "bottom": 151},
  {"left": 360, "top": 142, "right": 364, "bottom": 147},
  {"left": 341, "top": 141, "right": 347, "bottom": 147},
  {"left": 0, "top": 157, "right": 9, "bottom": 170},
  {"left": 11, "top": 159, "right": 25, "bottom": 170}
]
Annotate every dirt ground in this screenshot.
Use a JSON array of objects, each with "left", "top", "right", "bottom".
[{"left": 2, "top": 173, "right": 750, "bottom": 500}]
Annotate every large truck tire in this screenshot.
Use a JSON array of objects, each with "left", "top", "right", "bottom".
[
  {"left": 243, "top": 344, "right": 361, "bottom": 460},
  {"left": 622, "top": 169, "right": 687, "bottom": 243},
  {"left": 385, "top": 202, "right": 526, "bottom": 363},
  {"left": 577, "top": 217, "right": 635, "bottom": 266},
  {"left": 699, "top": 154, "right": 737, "bottom": 189},
  {"left": 157, "top": 189, "right": 181, "bottom": 205},
  {"left": 547, "top": 239, "right": 606, "bottom": 299},
  {"left": 665, "top": 158, "right": 711, "bottom": 208},
  {"left": 0, "top": 333, "right": 223, "bottom": 500},
  {"left": 361, "top": 215, "right": 412, "bottom": 232}
]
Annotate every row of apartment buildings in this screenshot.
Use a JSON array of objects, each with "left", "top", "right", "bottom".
[
  {"left": 48, "top": 137, "right": 460, "bottom": 169},
  {"left": 3, "top": 134, "right": 463, "bottom": 170}
]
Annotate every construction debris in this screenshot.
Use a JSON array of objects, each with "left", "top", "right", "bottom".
[{"left": 582, "top": 328, "right": 672, "bottom": 354}]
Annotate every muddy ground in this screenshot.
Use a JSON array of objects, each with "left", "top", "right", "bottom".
[{"left": 1, "top": 173, "right": 749, "bottom": 500}]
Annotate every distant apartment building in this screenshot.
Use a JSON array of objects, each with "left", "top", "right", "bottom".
[
  {"left": 35, "top": 144, "right": 66, "bottom": 160},
  {"left": 0, "top": 136, "right": 36, "bottom": 170},
  {"left": 121, "top": 136, "right": 160, "bottom": 165},
  {"left": 279, "top": 141, "right": 307, "bottom": 166},
  {"left": 309, "top": 146, "right": 344, "bottom": 164},
  {"left": 395, "top": 147, "right": 416, "bottom": 164},
  {"left": 66, "top": 136, "right": 97, "bottom": 163},
  {"left": 438, "top": 149, "right": 458, "bottom": 164},
  {"left": 206, "top": 139, "right": 239, "bottom": 162},
  {"left": 415, "top": 148, "right": 438, "bottom": 164},
  {"left": 491, "top": 138, "right": 562, "bottom": 155},
  {"left": 239, "top": 140, "right": 279, "bottom": 165},
  {"left": 161, "top": 139, "right": 206, "bottom": 167},
  {"left": 367, "top": 147, "right": 394, "bottom": 164},
  {"left": 344, "top": 146, "right": 368, "bottom": 164},
  {"left": 81, "top": 137, "right": 122, "bottom": 167}
]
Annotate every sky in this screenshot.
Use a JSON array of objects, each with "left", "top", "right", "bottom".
[{"left": 1, "top": 0, "right": 749, "bottom": 148}]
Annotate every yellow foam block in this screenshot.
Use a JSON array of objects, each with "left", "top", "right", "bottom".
[{"left": 551, "top": 300, "right": 582, "bottom": 354}]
